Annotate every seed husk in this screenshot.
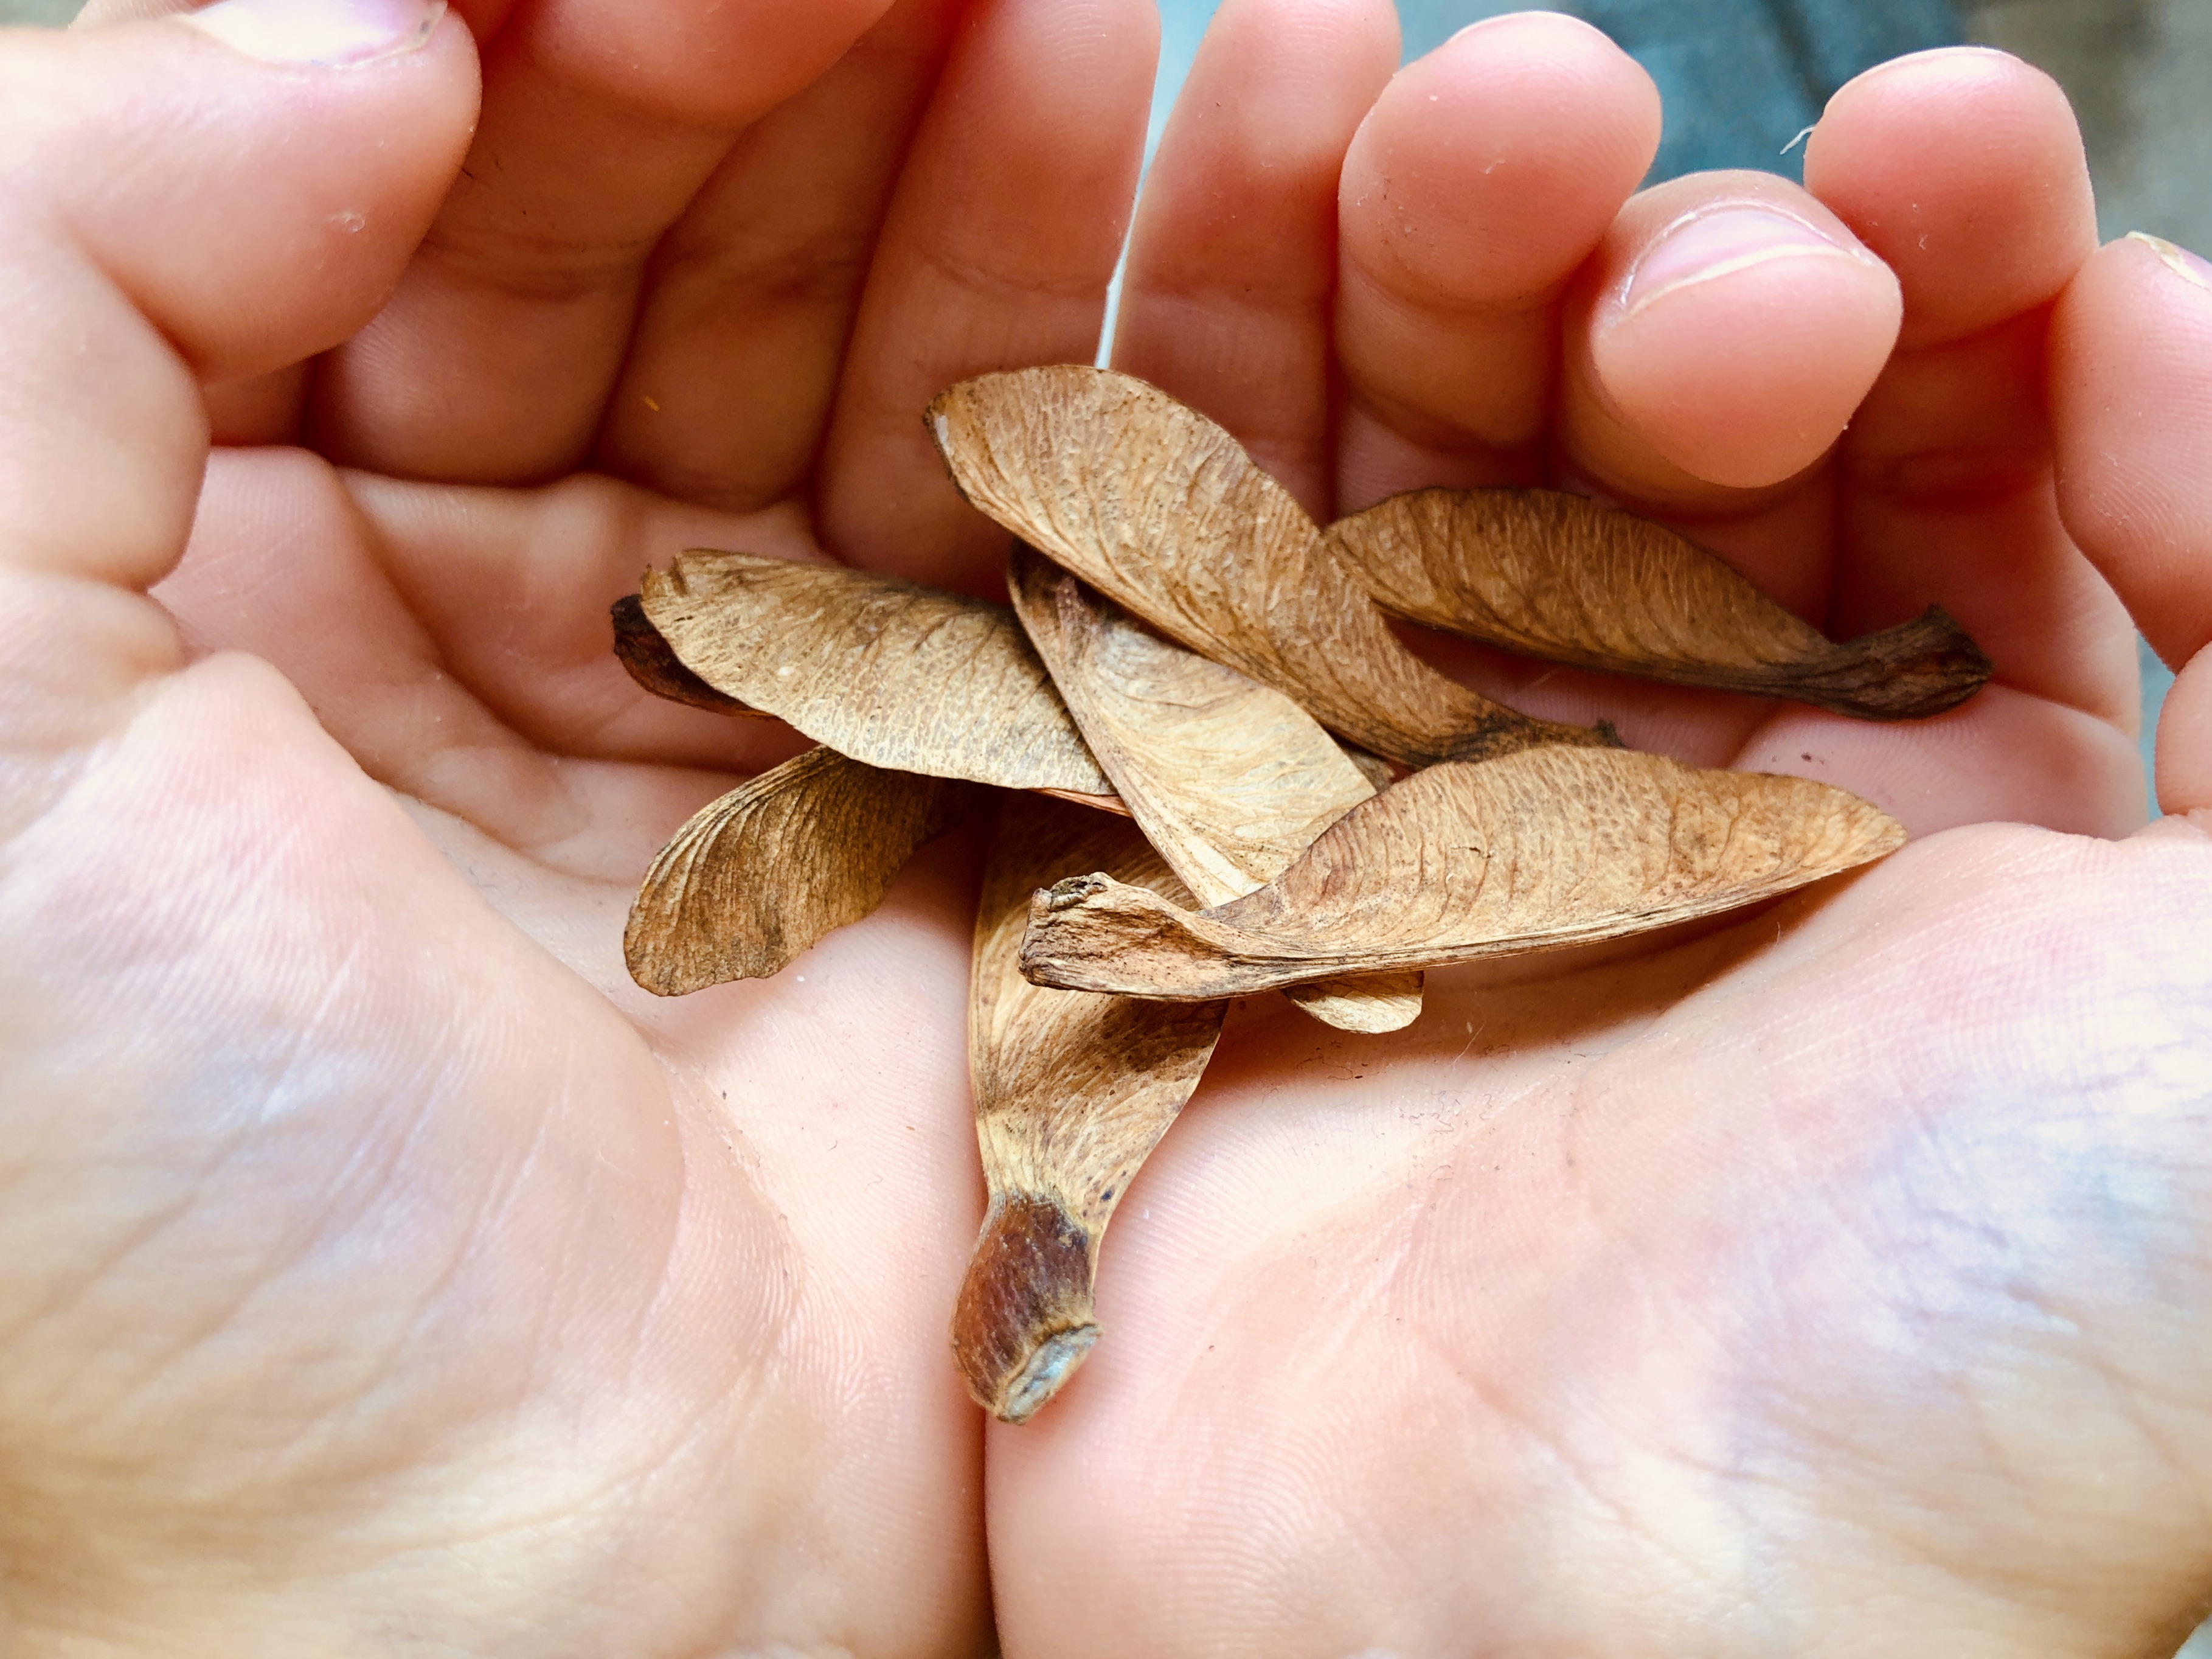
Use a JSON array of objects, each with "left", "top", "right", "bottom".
[
  {"left": 1006, "top": 544, "right": 1423, "bottom": 1034},
  {"left": 954, "top": 793, "right": 1227, "bottom": 1424},
  {"left": 611, "top": 593, "right": 757, "bottom": 714},
  {"left": 639, "top": 548, "right": 1114, "bottom": 797},
  {"left": 1019, "top": 746, "right": 1904, "bottom": 998},
  {"left": 608, "top": 369, "right": 1933, "bottom": 1428},
  {"left": 625, "top": 746, "right": 977, "bottom": 995},
  {"left": 927, "top": 365, "right": 1615, "bottom": 768},
  {"left": 1324, "top": 487, "right": 1993, "bottom": 720}
]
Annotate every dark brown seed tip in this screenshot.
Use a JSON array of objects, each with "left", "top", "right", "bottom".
[
  {"left": 951, "top": 1192, "right": 1098, "bottom": 1424},
  {"left": 611, "top": 594, "right": 755, "bottom": 715},
  {"left": 1796, "top": 603, "right": 1995, "bottom": 721}
]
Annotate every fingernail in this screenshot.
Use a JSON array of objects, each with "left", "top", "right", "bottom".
[
  {"left": 1621, "top": 206, "right": 1861, "bottom": 318},
  {"left": 183, "top": 0, "right": 446, "bottom": 67},
  {"left": 2127, "top": 231, "right": 2212, "bottom": 295}
]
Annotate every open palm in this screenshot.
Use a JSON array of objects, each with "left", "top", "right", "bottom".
[{"left": 2, "top": 1, "right": 2208, "bottom": 1657}]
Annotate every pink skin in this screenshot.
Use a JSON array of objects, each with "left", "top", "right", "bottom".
[
  {"left": 811, "top": 0, "right": 1162, "bottom": 593},
  {"left": 2, "top": 5, "right": 2210, "bottom": 1659},
  {"left": 1112, "top": 0, "right": 1401, "bottom": 519},
  {"left": 1575, "top": 184, "right": 1902, "bottom": 494},
  {"left": 2054, "top": 234, "right": 2212, "bottom": 814},
  {"left": 1332, "top": 9, "right": 1664, "bottom": 501}
]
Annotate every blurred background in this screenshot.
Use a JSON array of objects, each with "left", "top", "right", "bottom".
[{"left": 1, "top": 0, "right": 2197, "bottom": 808}]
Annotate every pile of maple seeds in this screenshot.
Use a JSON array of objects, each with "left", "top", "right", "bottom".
[{"left": 612, "top": 365, "right": 1991, "bottom": 1425}]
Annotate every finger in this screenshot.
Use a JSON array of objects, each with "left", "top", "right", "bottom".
[
  {"left": 1537, "top": 171, "right": 1896, "bottom": 654},
  {"left": 1108, "top": 0, "right": 1398, "bottom": 520},
  {"left": 311, "top": 0, "right": 898, "bottom": 484},
  {"left": 1559, "top": 173, "right": 1902, "bottom": 503},
  {"left": 1523, "top": 171, "right": 1902, "bottom": 757},
  {"left": 592, "top": 0, "right": 960, "bottom": 513},
  {"left": 0, "top": 2, "right": 474, "bottom": 604},
  {"left": 1332, "top": 11, "right": 1659, "bottom": 509},
  {"left": 1803, "top": 49, "right": 2134, "bottom": 728},
  {"left": 814, "top": 0, "right": 1157, "bottom": 594},
  {"left": 2053, "top": 234, "right": 2212, "bottom": 818},
  {"left": 1809, "top": 49, "right": 2096, "bottom": 351},
  {"left": 71, "top": 0, "right": 496, "bottom": 450}
]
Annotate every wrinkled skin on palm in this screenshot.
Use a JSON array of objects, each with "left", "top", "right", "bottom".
[{"left": 2, "top": 2, "right": 2209, "bottom": 1657}]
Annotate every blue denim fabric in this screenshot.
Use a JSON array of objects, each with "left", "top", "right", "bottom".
[
  {"left": 1395, "top": 0, "right": 1960, "bottom": 179},
  {"left": 1156, "top": 1, "right": 1962, "bottom": 180}
]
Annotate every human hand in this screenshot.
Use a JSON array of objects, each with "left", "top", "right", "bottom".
[
  {"left": 977, "top": 10, "right": 2212, "bottom": 1658},
  {"left": 2, "top": 1, "right": 2207, "bottom": 1657},
  {"left": 1, "top": 0, "right": 1162, "bottom": 1647}
]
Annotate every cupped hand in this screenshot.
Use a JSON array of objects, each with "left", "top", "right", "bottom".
[
  {"left": 988, "top": 11, "right": 2212, "bottom": 1659},
  {"left": 2, "top": 2, "right": 2208, "bottom": 1657},
  {"left": 1, "top": 0, "right": 1160, "bottom": 1648}
]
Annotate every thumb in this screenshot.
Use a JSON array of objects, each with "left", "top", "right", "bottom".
[{"left": 0, "top": 0, "right": 476, "bottom": 622}]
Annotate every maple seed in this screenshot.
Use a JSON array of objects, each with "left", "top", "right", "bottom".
[
  {"left": 953, "top": 795, "right": 1226, "bottom": 1423},
  {"left": 959, "top": 1196, "right": 1099, "bottom": 1423},
  {"left": 1007, "top": 544, "right": 1422, "bottom": 1033},
  {"left": 1325, "top": 488, "right": 1994, "bottom": 720},
  {"left": 927, "top": 365, "right": 1616, "bottom": 768},
  {"left": 611, "top": 594, "right": 754, "bottom": 714},
  {"left": 640, "top": 548, "right": 1114, "bottom": 797},
  {"left": 626, "top": 748, "right": 974, "bottom": 995},
  {"left": 603, "top": 365, "right": 1939, "bottom": 1425},
  {"left": 1018, "top": 746, "right": 1905, "bottom": 998}
]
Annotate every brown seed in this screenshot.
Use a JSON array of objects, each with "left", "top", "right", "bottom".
[
  {"left": 1018, "top": 746, "right": 1905, "bottom": 998},
  {"left": 1006, "top": 544, "right": 1423, "bottom": 1034},
  {"left": 625, "top": 746, "right": 977, "bottom": 995},
  {"left": 611, "top": 594, "right": 757, "bottom": 714},
  {"left": 954, "top": 793, "right": 1226, "bottom": 1423},
  {"left": 1325, "top": 487, "right": 1994, "bottom": 720},
  {"left": 1340, "top": 745, "right": 1396, "bottom": 793},
  {"left": 639, "top": 548, "right": 1113, "bottom": 796},
  {"left": 926, "top": 366, "right": 1615, "bottom": 767}
]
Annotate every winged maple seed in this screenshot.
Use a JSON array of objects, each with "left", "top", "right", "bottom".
[
  {"left": 625, "top": 747, "right": 978, "bottom": 996},
  {"left": 610, "top": 594, "right": 755, "bottom": 714},
  {"left": 1007, "top": 544, "right": 1423, "bottom": 1034},
  {"left": 955, "top": 794, "right": 1227, "bottom": 1423},
  {"left": 927, "top": 365, "right": 1618, "bottom": 768},
  {"left": 1018, "top": 746, "right": 1906, "bottom": 999},
  {"left": 617, "top": 552, "right": 1134, "bottom": 996},
  {"left": 1323, "top": 488, "right": 1993, "bottom": 720},
  {"left": 609, "top": 362, "right": 1972, "bottom": 1421},
  {"left": 639, "top": 548, "right": 1116, "bottom": 799}
]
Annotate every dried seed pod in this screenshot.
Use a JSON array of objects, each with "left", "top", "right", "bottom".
[
  {"left": 1340, "top": 745, "right": 1396, "bottom": 793},
  {"left": 1007, "top": 546, "right": 1423, "bottom": 1034},
  {"left": 626, "top": 747, "right": 976, "bottom": 995},
  {"left": 1325, "top": 488, "right": 1994, "bottom": 720},
  {"left": 1019, "top": 747, "right": 1904, "bottom": 998},
  {"left": 640, "top": 549, "right": 1113, "bottom": 796},
  {"left": 954, "top": 794, "right": 1226, "bottom": 1423},
  {"left": 611, "top": 594, "right": 757, "bottom": 714},
  {"left": 927, "top": 366, "right": 1613, "bottom": 767}
]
